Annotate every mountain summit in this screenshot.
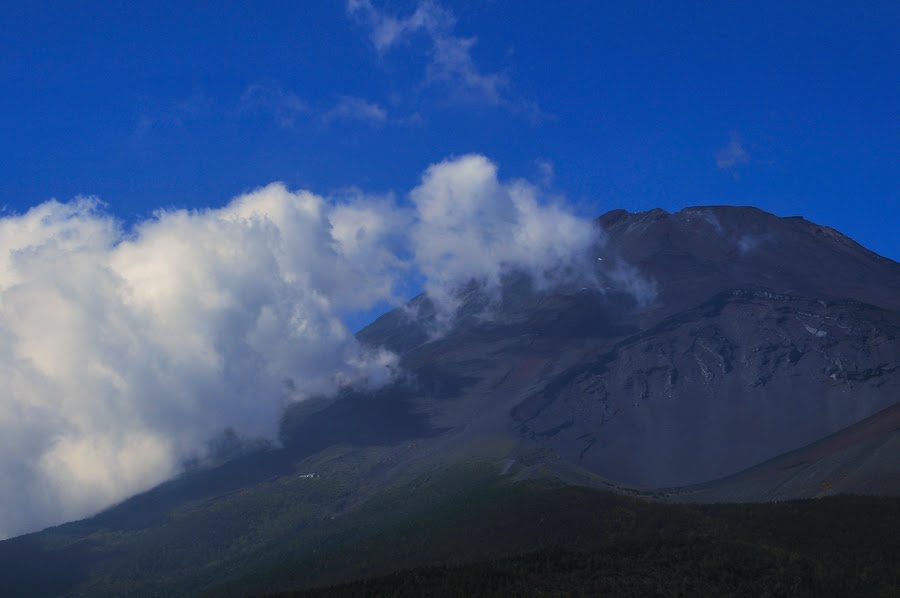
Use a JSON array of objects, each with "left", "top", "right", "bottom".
[{"left": 358, "top": 205, "right": 900, "bottom": 488}]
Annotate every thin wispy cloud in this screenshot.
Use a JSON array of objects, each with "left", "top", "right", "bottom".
[
  {"left": 242, "top": 85, "right": 410, "bottom": 129},
  {"left": 134, "top": 92, "right": 216, "bottom": 139},
  {"left": 239, "top": 82, "right": 309, "bottom": 128},
  {"left": 347, "top": 0, "right": 543, "bottom": 118},
  {"left": 322, "top": 96, "right": 389, "bottom": 126},
  {"left": 716, "top": 131, "right": 750, "bottom": 169},
  {"left": 535, "top": 158, "right": 555, "bottom": 187}
]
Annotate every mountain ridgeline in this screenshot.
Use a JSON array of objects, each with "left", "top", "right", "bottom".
[{"left": 1, "top": 205, "right": 898, "bottom": 596}]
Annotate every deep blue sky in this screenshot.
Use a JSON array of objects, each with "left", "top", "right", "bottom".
[{"left": 2, "top": 1, "right": 898, "bottom": 260}]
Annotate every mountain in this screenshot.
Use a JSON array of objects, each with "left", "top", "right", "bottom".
[
  {"left": 358, "top": 205, "right": 900, "bottom": 488},
  {"left": 1, "top": 205, "right": 898, "bottom": 596}
]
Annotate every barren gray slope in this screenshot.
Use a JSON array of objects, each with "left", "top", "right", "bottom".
[{"left": 665, "top": 400, "right": 900, "bottom": 502}]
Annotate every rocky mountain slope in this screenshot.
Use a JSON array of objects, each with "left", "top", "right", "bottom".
[{"left": 358, "top": 205, "right": 900, "bottom": 488}]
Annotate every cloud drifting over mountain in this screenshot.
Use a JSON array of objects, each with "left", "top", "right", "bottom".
[
  {"left": 0, "top": 155, "right": 603, "bottom": 539},
  {"left": 410, "top": 155, "right": 599, "bottom": 325}
]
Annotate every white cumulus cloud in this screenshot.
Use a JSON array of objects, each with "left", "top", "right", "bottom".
[
  {"left": 410, "top": 154, "right": 599, "bottom": 325},
  {"left": 0, "top": 154, "right": 619, "bottom": 539},
  {"left": 0, "top": 186, "right": 399, "bottom": 539}
]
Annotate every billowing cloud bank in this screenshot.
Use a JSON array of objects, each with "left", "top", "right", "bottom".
[{"left": 0, "top": 155, "right": 601, "bottom": 538}]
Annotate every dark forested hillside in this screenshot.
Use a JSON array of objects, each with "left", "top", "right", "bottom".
[{"left": 2, "top": 464, "right": 898, "bottom": 597}]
